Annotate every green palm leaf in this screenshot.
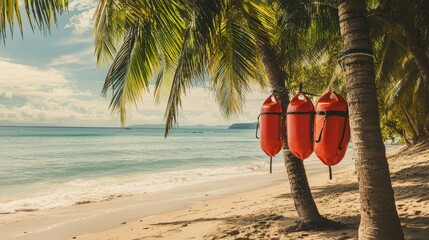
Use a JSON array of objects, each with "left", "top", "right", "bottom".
[
  {"left": 101, "top": 19, "right": 159, "bottom": 126},
  {"left": 0, "top": 0, "right": 68, "bottom": 42},
  {"left": 163, "top": 0, "right": 221, "bottom": 136},
  {"left": 163, "top": 22, "right": 210, "bottom": 136},
  {"left": 210, "top": 14, "right": 257, "bottom": 118}
]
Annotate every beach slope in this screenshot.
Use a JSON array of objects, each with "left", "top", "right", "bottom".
[{"left": 77, "top": 142, "right": 428, "bottom": 240}]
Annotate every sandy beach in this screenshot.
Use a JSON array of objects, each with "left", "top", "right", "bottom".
[
  {"left": 1, "top": 142, "right": 427, "bottom": 240},
  {"left": 72, "top": 142, "right": 428, "bottom": 240}
]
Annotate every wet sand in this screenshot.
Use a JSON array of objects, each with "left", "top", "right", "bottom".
[
  {"left": 2, "top": 143, "right": 427, "bottom": 240},
  {"left": 75, "top": 142, "right": 428, "bottom": 240}
]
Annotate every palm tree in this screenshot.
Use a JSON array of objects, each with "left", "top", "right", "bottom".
[
  {"left": 0, "top": 0, "right": 68, "bottom": 43},
  {"left": 252, "top": 0, "right": 345, "bottom": 227},
  {"left": 373, "top": 29, "right": 429, "bottom": 143},
  {"left": 375, "top": 0, "right": 429, "bottom": 94},
  {"left": 247, "top": 3, "right": 326, "bottom": 227},
  {"left": 337, "top": 0, "right": 404, "bottom": 239},
  {"left": 370, "top": 0, "right": 429, "bottom": 143},
  {"left": 95, "top": 0, "right": 343, "bottom": 228}
]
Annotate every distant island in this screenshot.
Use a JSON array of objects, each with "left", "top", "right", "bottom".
[
  {"left": 228, "top": 122, "right": 257, "bottom": 129},
  {"left": 127, "top": 123, "right": 258, "bottom": 130},
  {"left": 128, "top": 124, "right": 228, "bottom": 129}
]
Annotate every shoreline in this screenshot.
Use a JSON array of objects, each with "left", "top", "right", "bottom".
[
  {"left": 76, "top": 164, "right": 356, "bottom": 240},
  {"left": 75, "top": 143, "right": 428, "bottom": 240},
  {"left": 0, "top": 153, "right": 356, "bottom": 240},
  {"left": 0, "top": 144, "right": 416, "bottom": 240},
  {"left": 0, "top": 165, "right": 289, "bottom": 240}
]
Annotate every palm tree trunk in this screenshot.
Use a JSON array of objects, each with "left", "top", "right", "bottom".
[
  {"left": 255, "top": 38, "right": 324, "bottom": 224},
  {"left": 401, "top": 104, "right": 419, "bottom": 141},
  {"left": 337, "top": 0, "right": 404, "bottom": 239}
]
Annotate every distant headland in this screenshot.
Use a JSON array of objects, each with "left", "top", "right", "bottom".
[
  {"left": 127, "top": 123, "right": 258, "bottom": 129},
  {"left": 228, "top": 122, "right": 257, "bottom": 129},
  {"left": 128, "top": 124, "right": 228, "bottom": 129}
]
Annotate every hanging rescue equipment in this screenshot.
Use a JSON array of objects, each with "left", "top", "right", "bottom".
[
  {"left": 256, "top": 94, "right": 284, "bottom": 174},
  {"left": 287, "top": 93, "right": 315, "bottom": 160},
  {"left": 314, "top": 91, "right": 350, "bottom": 179}
]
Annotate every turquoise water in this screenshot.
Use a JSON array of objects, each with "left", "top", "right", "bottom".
[{"left": 0, "top": 126, "right": 280, "bottom": 213}]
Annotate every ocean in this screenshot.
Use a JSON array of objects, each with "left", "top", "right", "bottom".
[
  {"left": 0, "top": 126, "right": 287, "bottom": 215},
  {"left": 1, "top": 126, "right": 403, "bottom": 240},
  {"left": 2, "top": 126, "right": 399, "bottom": 220}
]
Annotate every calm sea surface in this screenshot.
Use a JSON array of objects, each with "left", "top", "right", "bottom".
[
  {"left": 0, "top": 126, "right": 399, "bottom": 215},
  {"left": 0, "top": 126, "right": 285, "bottom": 214}
]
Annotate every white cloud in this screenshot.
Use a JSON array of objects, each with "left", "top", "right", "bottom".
[
  {"left": 131, "top": 85, "right": 270, "bottom": 127},
  {"left": 0, "top": 59, "right": 270, "bottom": 127},
  {"left": 47, "top": 47, "right": 94, "bottom": 67},
  {"left": 64, "top": 0, "right": 97, "bottom": 34},
  {"left": 58, "top": 36, "right": 93, "bottom": 45},
  {"left": 68, "top": 0, "right": 96, "bottom": 11},
  {"left": 0, "top": 59, "right": 112, "bottom": 126}
]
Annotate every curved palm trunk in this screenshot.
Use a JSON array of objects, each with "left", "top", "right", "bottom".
[
  {"left": 401, "top": 105, "right": 419, "bottom": 141},
  {"left": 255, "top": 39, "right": 324, "bottom": 223},
  {"left": 337, "top": 0, "right": 404, "bottom": 239}
]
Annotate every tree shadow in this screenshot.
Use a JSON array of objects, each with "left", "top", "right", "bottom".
[
  {"left": 151, "top": 213, "right": 298, "bottom": 238},
  {"left": 151, "top": 217, "right": 224, "bottom": 226},
  {"left": 311, "top": 182, "right": 359, "bottom": 196},
  {"left": 391, "top": 163, "right": 429, "bottom": 184},
  {"left": 274, "top": 179, "right": 429, "bottom": 239},
  {"left": 274, "top": 182, "right": 359, "bottom": 200},
  {"left": 394, "top": 184, "right": 429, "bottom": 202},
  {"left": 150, "top": 213, "right": 294, "bottom": 227},
  {"left": 150, "top": 155, "right": 427, "bottom": 239},
  {"left": 401, "top": 216, "right": 429, "bottom": 240}
]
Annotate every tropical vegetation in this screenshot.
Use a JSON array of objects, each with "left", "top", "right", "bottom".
[{"left": 2, "top": 0, "right": 428, "bottom": 238}]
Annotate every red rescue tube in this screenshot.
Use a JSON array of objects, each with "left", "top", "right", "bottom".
[
  {"left": 313, "top": 91, "right": 350, "bottom": 166},
  {"left": 257, "top": 94, "right": 284, "bottom": 157},
  {"left": 287, "top": 93, "right": 315, "bottom": 160}
]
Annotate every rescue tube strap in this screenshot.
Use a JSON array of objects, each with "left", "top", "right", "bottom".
[
  {"left": 316, "top": 111, "right": 349, "bottom": 118},
  {"left": 314, "top": 116, "right": 327, "bottom": 143},
  {"left": 314, "top": 111, "right": 349, "bottom": 144},
  {"left": 286, "top": 111, "right": 315, "bottom": 115},
  {"left": 310, "top": 113, "right": 315, "bottom": 142},
  {"left": 338, "top": 117, "right": 348, "bottom": 150},
  {"left": 260, "top": 112, "right": 283, "bottom": 115},
  {"left": 255, "top": 115, "right": 260, "bottom": 139},
  {"left": 256, "top": 113, "right": 284, "bottom": 140}
]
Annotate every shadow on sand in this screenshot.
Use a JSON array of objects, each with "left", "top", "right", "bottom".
[{"left": 151, "top": 144, "right": 428, "bottom": 239}]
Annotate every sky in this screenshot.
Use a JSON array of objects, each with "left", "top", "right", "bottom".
[{"left": 0, "top": 0, "right": 270, "bottom": 127}]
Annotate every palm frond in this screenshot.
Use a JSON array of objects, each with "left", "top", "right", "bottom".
[
  {"left": 375, "top": 32, "right": 408, "bottom": 86},
  {"left": 164, "top": 27, "right": 208, "bottom": 136},
  {"left": 102, "top": 19, "right": 159, "bottom": 126},
  {"left": 93, "top": 0, "right": 127, "bottom": 67},
  {"left": 0, "top": 0, "right": 68, "bottom": 42},
  {"left": 386, "top": 59, "right": 419, "bottom": 107},
  {"left": 210, "top": 11, "right": 257, "bottom": 118},
  {"left": 164, "top": 0, "right": 221, "bottom": 136}
]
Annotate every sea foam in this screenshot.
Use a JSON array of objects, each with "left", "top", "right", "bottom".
[{"left": 0, "top": 160, "right": 271, "bottom": 215}]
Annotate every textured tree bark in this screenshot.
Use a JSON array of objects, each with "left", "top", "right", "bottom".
[
  {"left": 255, "top": 38, "right": 324, "bottom": 224},
  {"left": 337, "top": 0, "right": 404, "bottom": 239}
]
